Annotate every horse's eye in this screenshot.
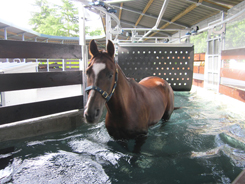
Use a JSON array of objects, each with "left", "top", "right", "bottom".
[{"left": 109, "top": 74, "right": 113, "bottom": 79}]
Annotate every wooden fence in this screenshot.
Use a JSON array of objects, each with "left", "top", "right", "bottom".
[{"left": 0, "top": 40, "right": 84, "bottom": 125}]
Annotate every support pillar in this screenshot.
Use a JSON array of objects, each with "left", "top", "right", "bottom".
[
  {"left": 22, "top": 33, "right": 26, "bottom": 63},
  {"left": 79, "top": 3, "right": 88, "bottom": 107},
  {"left": 106, "top": 13, "right": 112, "bottom": 45},
  {"left": 4, "top": 28, "right": 9, "bottom": 63}
]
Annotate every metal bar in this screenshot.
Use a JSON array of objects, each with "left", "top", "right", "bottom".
[
  {"left": 198, "top": 8, "right": 245, "bottom": 33},
  {"left": 154, "top": 0, "right": 170, "bottom": 28},
  {"left": 137, "top": 0, "right": 170, "bottom": 42},
  {"left": 22, "top": 33, "right": 26, "bottom": 63},
  {"left": 120, "top": 20, "right": 171, "bottom": 36},
  {"left": 79, "top": 3, "right": 87, "bottom": 108},
  {"left": 149, "top": 3, "right": 198, "bottom": 38},
  {"left": 106, "top": 13, "right": 112, "bottom": 44},
  {"left": 4, "top": 27, "right": 9, "bottom": 63},
  {"left": 123, "top": 28, "right": 185, "bottom": 31},
  {"left": 118, "top": 43, "right": 193, "bottom": 47},
  {"left": 4, "top": 28, "right": 7, "bottom": 40}
]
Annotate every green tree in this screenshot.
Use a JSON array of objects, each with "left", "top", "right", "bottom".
[
  {"left": 225, "top": 18, "right": 245, "bottom": 49},
  {"left": 58, "top": 0, "right": 79, "bottom": 37},
  {"left": 29, "top": 0, "right": 78, "bottom": 37},
  {"left": 29, "top": 0, "right": 65, "bottom": 36},
  {"left": 29, "top": 0, "right": 103, "bottom": 37},
  {"left": 190, "top": 31, "right": 208, "bottom": 53},
  {"left": 87, "top": 27, "right": 103, "bottom": 36}
]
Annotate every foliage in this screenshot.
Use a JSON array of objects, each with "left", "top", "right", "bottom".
[
  {"left": 86, "top": 27, "right": 103, "bottom": 36},
  {"left": 29, "top": 0, "right": 66, "bottom": 36},
  {"left": 58, "top": 0, "right": 79, "bottom": 37},
  {"left": 225, "top": 18, "right": 245, "bottom": 49},
  {"left": 190, "top": 32, "right": 207, "bottom": 53},
  {"left": 29, "top": 0, "right": 103, "bottom": 37}
]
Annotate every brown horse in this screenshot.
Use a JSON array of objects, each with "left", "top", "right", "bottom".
[{"left": 84, "top": 40, "right": 175, "bottom": 152}]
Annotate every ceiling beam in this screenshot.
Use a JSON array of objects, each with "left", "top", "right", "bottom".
[
  {"left": 118, "top": 3, "right": 123, "bottom": 20},
  {"left": 120, "top": 20, "right": 171, "bottom": 36},
  {"left": 113, "top": 5, "right": 190, "bottom": 28},
  {"left": 135, "top": 0, "right": 154, "bottom": 26},
  {"left": 105, "top": 0, "right": 135, "bottom": 4},
  {"left": 149, "top": 2, "right": 199, "bottom": 38},
  {"left": 203, "top": 0, "right": 230, "bottom": 11},
  {"left": 101, "top": 17, "right": 106, "bottom": 33},
  {"left": 185, "top": 0, "right": 229, "bottom": 12}
]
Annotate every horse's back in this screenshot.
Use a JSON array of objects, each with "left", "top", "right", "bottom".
[
  {"left": 139, "top": 76, "right": 168, "bottom": 88},
  {"left": 139, "top": 76, "right": 174, "bottom": 121}
]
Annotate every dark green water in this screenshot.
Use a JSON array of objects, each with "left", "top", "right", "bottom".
[{"left": 0, "top": 91, "right": 245, "bottom": 183}]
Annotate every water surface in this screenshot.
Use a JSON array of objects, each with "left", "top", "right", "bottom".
[{"left": 0, "top": 89, "right": 245, "bottom": 183}]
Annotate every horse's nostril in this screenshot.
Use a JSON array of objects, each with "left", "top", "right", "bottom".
[{"left": 95, "top": 109, "right": 100, "bottom": 117}]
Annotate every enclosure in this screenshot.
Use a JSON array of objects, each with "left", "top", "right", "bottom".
[{"left": 1, "top": 0, "right": 245, "bottom": 183}]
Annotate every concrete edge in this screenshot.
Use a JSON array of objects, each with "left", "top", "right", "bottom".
[{"left": 0, "top": 110, "right": 84, "bottom": 142}]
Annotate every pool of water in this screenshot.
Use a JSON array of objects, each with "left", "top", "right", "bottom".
[{"left": 1, "top": 88, "right": 245, "bottom": 183}]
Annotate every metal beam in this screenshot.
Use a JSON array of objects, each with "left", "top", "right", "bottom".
[
  {"left": 149, "top": 2, "right": 199, "bottom": 38},
  {"left": 154, "top": 0, "right": 170, "bottom": 28},
  {"left": 138, "top": 0, "right": 170, "bottom": 42},
  {"left": 135, "top": 0, "right": 154, "bottom": 26},
  {"left": 120, "top": 20, "right": 171, "bottom": 36},
  {"left": 113, "top": 5, "right": 190, "bottom": 28},
  {"left": 106, "top": 14, "right": 112, "bottom": 44}
]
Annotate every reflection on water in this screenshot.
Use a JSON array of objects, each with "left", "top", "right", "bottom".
[{"left": 0, "top": 89, "right": 245, "bottom": 183}]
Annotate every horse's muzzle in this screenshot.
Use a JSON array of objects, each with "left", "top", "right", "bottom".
[{"left": 84, "top": 108, "right": 100, "bottom": 123}]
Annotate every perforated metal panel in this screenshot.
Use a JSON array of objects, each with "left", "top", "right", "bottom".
[{"left": 118, "top": 45, "right": 194, "bottom": 91}]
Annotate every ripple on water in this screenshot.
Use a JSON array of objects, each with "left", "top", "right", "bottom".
[{"left": 0, "top": 90, "right": 245, "bottom": 184}]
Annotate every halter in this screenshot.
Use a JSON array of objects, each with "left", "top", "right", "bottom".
[{"left": 85, "top": 68, "right": 118, "bottom": 102}]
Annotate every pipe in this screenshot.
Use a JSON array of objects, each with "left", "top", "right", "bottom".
[
  {"left": 154, "top": 0, "right": 170, "bottom": 29},
  {"left": 123, "top": 28, "right": 185, "bottom": 31},
  {"left": 138, "top": 0, "right": 170, "bottom": 42}
]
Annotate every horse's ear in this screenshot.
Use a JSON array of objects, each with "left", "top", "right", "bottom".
[
  {"left": 89, "top": 40, "right": 99, "bottom": 57},
  {"left": 107, "top": 40, "right": 114, "bottom": 58}
]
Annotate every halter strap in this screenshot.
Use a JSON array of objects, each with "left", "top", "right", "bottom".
[{"left": 85, "top": 68, "right": 118, "bottom": 102}]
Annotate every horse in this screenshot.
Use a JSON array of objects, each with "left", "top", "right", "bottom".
[{"left": 84, "top": 39, "right": 175, "bottom": 153}]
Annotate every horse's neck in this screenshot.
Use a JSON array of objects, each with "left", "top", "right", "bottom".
[{"left": 106, "top": 65, "right": 135, "bottom": 117}]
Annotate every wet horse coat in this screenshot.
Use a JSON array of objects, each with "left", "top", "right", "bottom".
[{"left": 84, "top": 40, "right": 175, "bottom": 151}]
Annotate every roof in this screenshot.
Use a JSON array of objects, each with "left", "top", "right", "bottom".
[
  {"left": 83, "top": 0, "right": 244, "bottom": 42},
  {"left": 1, "top": 0, "right": 244, "bottom": 46}
]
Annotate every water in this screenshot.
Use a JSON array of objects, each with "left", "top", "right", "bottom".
[{"left": 1, "top": 88, "right": 245, "bottom": 184}]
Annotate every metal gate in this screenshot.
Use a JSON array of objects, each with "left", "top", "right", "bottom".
[
  {"left": 118, "top": 44, "right": 194, "bottom": 91},
  {"left": 204, "top": 36, "right": 222, "bottom": 91}
]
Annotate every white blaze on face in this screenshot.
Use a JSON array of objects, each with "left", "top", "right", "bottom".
[
  {"left": 93, "top": 63, "right": 106, "bottom": 83},
  {"left": 85, "top": 63, "right": 106, "bottom": 108}
]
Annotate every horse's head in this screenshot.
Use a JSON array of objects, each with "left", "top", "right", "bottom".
[{"left": 84, "top": 40, "right": 117, "bottom": 123}]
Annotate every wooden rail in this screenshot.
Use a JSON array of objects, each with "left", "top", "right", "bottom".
[
  {"left": 0, "top": 40, "right": 83, "bottom": 125},
  {"left": 0, "top": 40, "right": 82, "bottom": 59},
  {"left": 0, "top": 71, "right": 82, "bottom": 92}
]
